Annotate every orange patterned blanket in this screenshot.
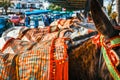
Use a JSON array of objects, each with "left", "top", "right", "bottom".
[{"left": 0, "top": 38, "right": 68, "bottom": 80}]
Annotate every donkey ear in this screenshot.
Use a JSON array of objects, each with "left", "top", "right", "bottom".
[{"left": 90, "top": 0, "right": 118, "bottom": 38}]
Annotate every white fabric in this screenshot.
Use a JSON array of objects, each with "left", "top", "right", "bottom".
[{"left": 0, "top": 37, "right": 6, "bottom": 50}]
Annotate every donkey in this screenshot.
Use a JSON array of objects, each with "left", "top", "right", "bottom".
[{"left": 68, "top": 0, "right": 120, "bottom": 80}]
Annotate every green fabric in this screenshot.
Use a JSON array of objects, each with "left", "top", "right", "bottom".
[
  {"left": 110, "top": 37, "right": 120, "bottom": 45},
  {"left": 102, "top": 47, "right": 120, "bottom": 80}
]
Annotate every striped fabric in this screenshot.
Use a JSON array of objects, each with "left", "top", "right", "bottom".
[
  {"left": 2, "top": 29, "right": 72, "bottom": 54},
  {"left": 41, "top": 29, "right": 72, "bottom": 41},
  {"left": 2, "top": 38, "right": 34, "bottom": 54},
  {"left": 0, "top": 38, "right": 68, "bottom": 80},
  {"left": 41, "top": 32, "right": 59, "bottom": 41},
  {"left": 18, "top": 26, "right": 60, "bottom": 42},
  {"left": 0, "top": 53, "right": 17, "bottom": 80},
  {"left": 17, "top": 40, "right": 52, "bottom": 80},
  {"left": 18, "top": 27, "right": 51, "bottom": 42},
  {"left": 50, "top": 18, "right": 80, "bottom": 30},
  {"left": 59, "top": 19, "right": 73, "bottom": 29}
]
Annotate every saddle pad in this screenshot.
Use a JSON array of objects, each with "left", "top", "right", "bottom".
[
  {"left": 41, "top": 29, "right": 72, "bottom": 41},
  {"left": 0, "top": 53, "right": 17, "bottom": 80},
  {"left": 41, "top": 32, "right": 59, "bottom": 41},
  {"left": 1, "top": 38, "right": 35, "bottom": 54},
  {"left": 2, "top": 29, "right": 72, "bottom": 54},
  {"left": 18, "top": 27, "right": 51, "bottom": 42},
  {"left": 61, "top": 19, "right": 73, "bottom": 29},
  {"left": 0, "top": 38, "right": 68, "bottom": 80},
  {"left": 18, "top": 26, "right": 60, "bottom": 42}
]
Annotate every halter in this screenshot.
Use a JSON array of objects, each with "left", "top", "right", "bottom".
[{"left": 101, "top": 36, "right": 120, "bottom": 80}]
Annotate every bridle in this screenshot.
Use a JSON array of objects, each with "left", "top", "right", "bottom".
[
  {"left": 101, "top": 36, "right": 120, "bottom": 80},
  {"left": 93, "top": 34, "right": 120, "bottom": 80}
]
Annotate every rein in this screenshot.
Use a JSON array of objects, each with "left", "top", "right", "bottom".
[{"left": 101, "top": 36, "right": 120, "bottom": 80}]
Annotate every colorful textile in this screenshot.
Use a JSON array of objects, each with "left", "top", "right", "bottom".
[
  {"left": 41, "top": 29, "right": 72, "bottom": 41},
  {"left": 0, "top": 38, "right": 68, "bottom": 80},
  {"left": 18, "top": 27, "right": 51, "bottom": 42},
  {"left": 61, "top": 19, "right": 73, "bottom": 29},
  {"left": 41, "top": 32, "right": 59, "bottom": 41},
  {"left": 50, "top": 18, "right": 80, "bottom": 30},
  {"left": 1, "top": 38, "right": 36, "bottom": 54},
  {"left": 0, "top": 53, "right": 17, "bottom": 80},
  {"left": 17, "top": 26, "right": 60, "bottom": 42}
]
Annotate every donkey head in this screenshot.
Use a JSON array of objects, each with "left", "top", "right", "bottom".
[
  {"left": 90, "top": 0, "right": 120, "bottom": 55},
  {"left": 90, "top": 0, "right": 119, "bottom": 38},
  {"left": 91, "top": 0, "right": 120, "bottom": 79}
]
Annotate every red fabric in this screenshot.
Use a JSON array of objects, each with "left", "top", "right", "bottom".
[
  {"left": 88, "top": 29, "right": 94, "bottom": 33},
  {"left": 92, "top": 34, "right": 101, "bottom": 48},
  {"left": 49, "top": 38, "right": 68, "bottom": 80}
]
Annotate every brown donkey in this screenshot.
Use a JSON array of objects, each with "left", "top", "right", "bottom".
[{"left": 68, "top": 0, "right": 120, "bottom": 80}]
